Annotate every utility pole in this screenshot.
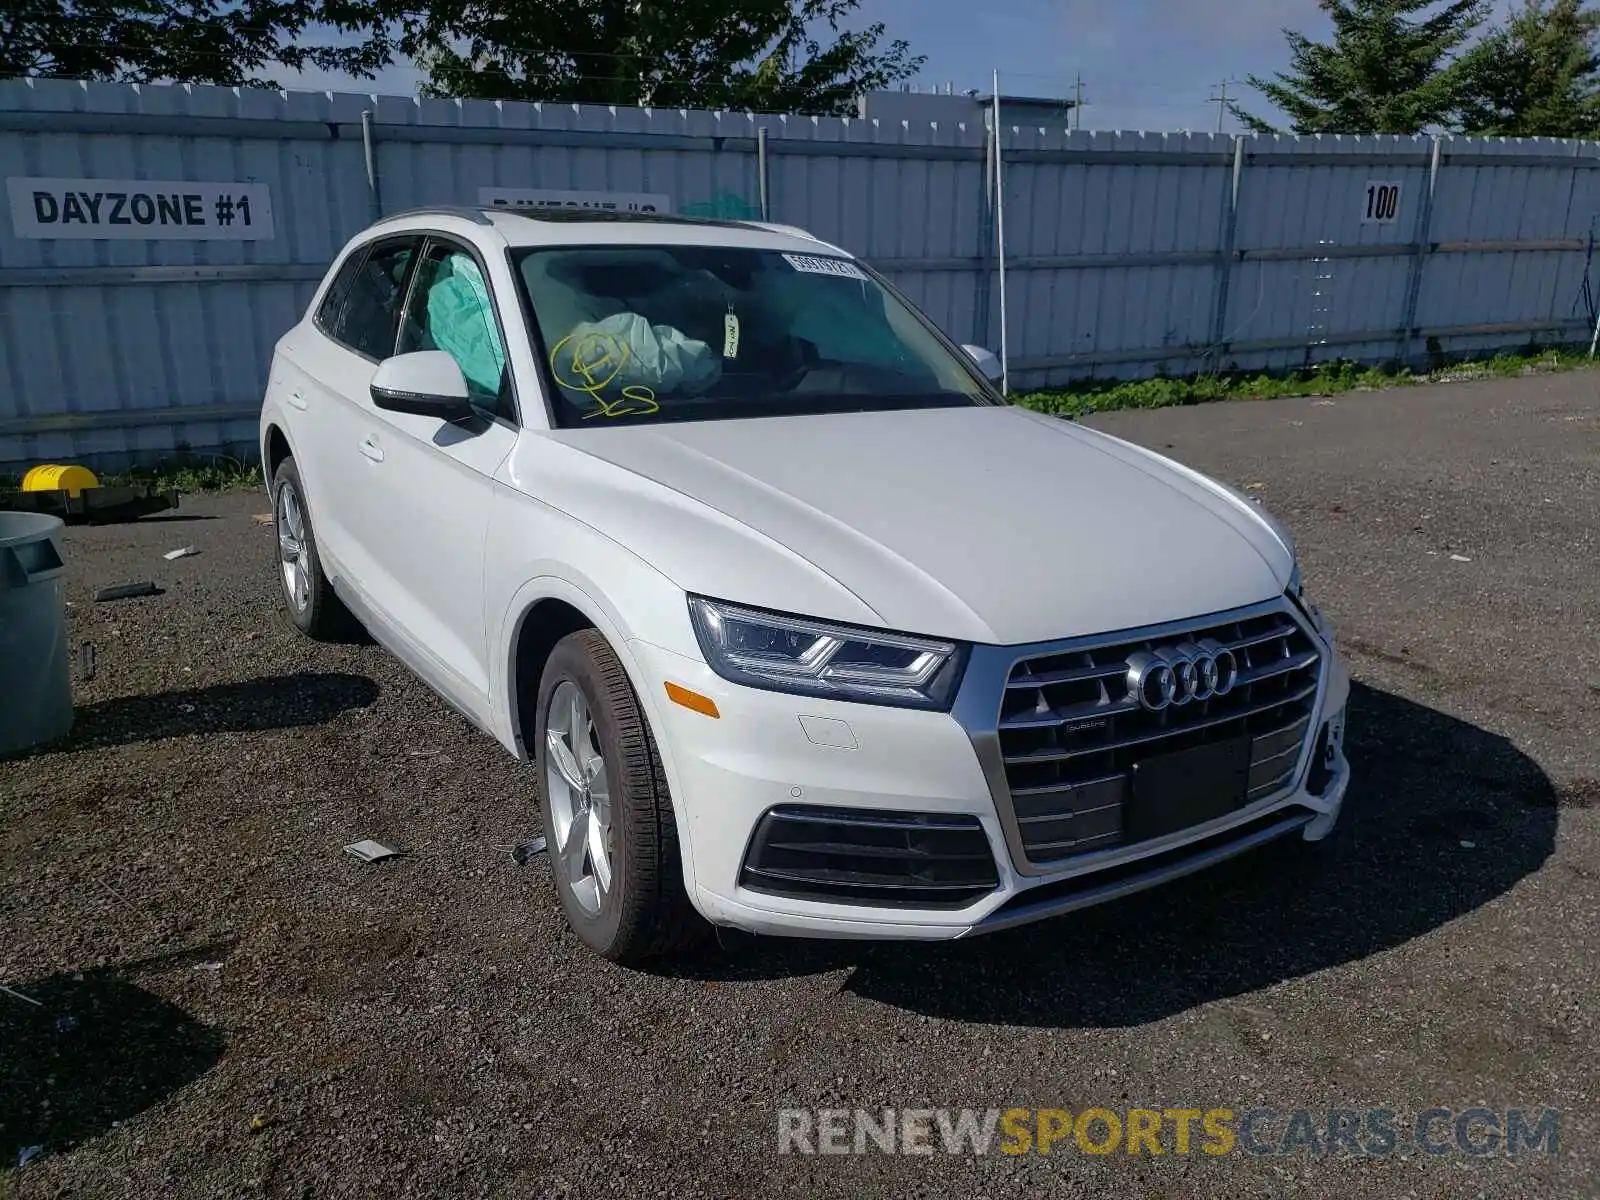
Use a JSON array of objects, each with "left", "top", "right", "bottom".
[
  {"left": 1209, "top": 78, "right": 1232, "bottom": 135},
  {"left": 1072, "top": 73, "right": 1084, "bottom": 131}
]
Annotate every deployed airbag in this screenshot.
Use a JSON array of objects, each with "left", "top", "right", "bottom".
[
  {"left": 754, "top": 268, "right": 907, "bottom": 371},
  {"left": 427, "top": 254, "right": 506, "bottom": 397},
  {"left": 559, "top": 311, "right": 721, "bottom": 396}
]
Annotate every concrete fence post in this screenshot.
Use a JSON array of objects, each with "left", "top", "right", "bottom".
[
  {"left": 1207, "top": 135, "right": 1247, "bottom": 360},
  {"left": 361, "top": 110, "right": 383, "bottom": 222},
  {"left": 975, "top": 106, "right": 996, "bottom": 350},
  {"left": 757, "top": 126, "right": 770, "bottom": 220},
  {"left": 1397, "top": 135, "right": 1442, "bottom": 367}
]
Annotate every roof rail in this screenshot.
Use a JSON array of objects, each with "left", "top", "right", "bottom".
[
  {"left": 492, "top": 208, "right": 750, "bottom": 228},
  {"left": 737, "top": 220, "right": 823, "bottom": 242},
  {"left": 375, "top": 205, "right": 495, "bottom": 226}
]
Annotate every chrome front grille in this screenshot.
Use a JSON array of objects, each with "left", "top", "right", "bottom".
[{"left": 996, "top": 606, "right": 1322, "bottom": 866}]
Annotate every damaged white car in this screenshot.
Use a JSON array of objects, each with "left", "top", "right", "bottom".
[{"left": 259, "top": 206, "right": 1350, "bottom": 962}]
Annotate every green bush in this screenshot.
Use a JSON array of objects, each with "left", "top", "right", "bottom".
[{"left": 1014, "top": 348, "right": 1588, "bottom": 418}]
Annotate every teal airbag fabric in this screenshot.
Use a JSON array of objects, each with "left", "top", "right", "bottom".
[{"left": 428, "top": 254, "right": 506, "bottom": 397}]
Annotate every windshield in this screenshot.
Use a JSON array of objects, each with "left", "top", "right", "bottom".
[{"left": 512, "top": 244, "right": 998, "bottom": 427}]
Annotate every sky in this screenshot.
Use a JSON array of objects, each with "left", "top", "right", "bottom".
[
  {"left": 280, "top": 0, "right": 1518, "bottom": 134},
  {"left": 851, "top": 0, "right": 1324, "bottom": 132}
]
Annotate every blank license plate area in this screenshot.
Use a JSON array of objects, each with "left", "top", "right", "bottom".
[{"left": 1126, "top": 736, "right": 1251, "bottom": 843}]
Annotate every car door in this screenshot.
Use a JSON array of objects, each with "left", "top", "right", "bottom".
[
  {"left": 293, "top": 235, "right": 423, "bottom": 590},
  {"left": 271, "top": 243, "right": 373, "bottom": 572},
  {"left": 354, "top": 234, "right": 521, "bottom": 727}
]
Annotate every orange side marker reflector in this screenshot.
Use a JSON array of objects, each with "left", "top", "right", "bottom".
[{"left": 665, "top": 681, "right": 720, "bottom": 719}]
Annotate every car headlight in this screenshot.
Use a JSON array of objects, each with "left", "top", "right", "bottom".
[{"left": 687, "top": 597, "right": 968, "bottom": 710}]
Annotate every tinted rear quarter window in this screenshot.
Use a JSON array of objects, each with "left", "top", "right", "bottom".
[
  {"left": 314, "top": 248, "right": 367, "bottom": 337},
  {"left": 319, "top": 239, "right": 420, "bottom": 359}
]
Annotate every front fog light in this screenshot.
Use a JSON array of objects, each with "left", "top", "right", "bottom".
[
  {"left": 1308, "top": 708, "right": 1345, "bottom": 795},
  {"left": 1325, "top": 706, "right": 1345, "bottom": 766}
]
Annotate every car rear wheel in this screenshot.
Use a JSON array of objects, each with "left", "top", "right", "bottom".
[
  {"left": 535, "top": 629, "right": 705, "bottom": 962},
  {"left": 272, "top": 458, "right": 353, "bottom": 641}
]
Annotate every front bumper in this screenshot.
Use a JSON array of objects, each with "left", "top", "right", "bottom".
[{"left": 629, "top": 605, "right": 1351, "bottom": 941}]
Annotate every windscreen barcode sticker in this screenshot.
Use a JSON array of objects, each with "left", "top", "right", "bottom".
[{"left": 783, "top": 253, "right": 868, "bottom": 280}]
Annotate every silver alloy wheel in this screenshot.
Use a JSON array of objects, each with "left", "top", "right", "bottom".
[
  {"left": 545, "top": 679, "right": 614, "bottom": 916},
  {"left": 276, "top": 481, "right": 310, "bottom": 613}
]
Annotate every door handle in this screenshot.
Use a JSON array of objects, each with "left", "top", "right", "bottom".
[
  {"left": 286, "top": 390, "right": 309, "bottom": 411},
  {"left": 359, "top": 435, "right": 385, "bottom": 463}
]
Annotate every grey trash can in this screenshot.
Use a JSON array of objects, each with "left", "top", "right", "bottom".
[{"left": 0, "top": 511, "right": 73, "bottom": 755}]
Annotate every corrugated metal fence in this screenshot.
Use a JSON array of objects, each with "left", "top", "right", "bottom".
[{"left": 3, "top": 77, "right": 1599, "bottom": 469}]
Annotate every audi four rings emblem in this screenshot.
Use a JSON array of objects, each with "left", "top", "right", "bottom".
[{"left": 1125, "top": 640, "right": 1239, "bottom": 711}]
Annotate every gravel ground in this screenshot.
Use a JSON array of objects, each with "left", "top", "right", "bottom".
[{"left": 2, "top": 373, "right": 1597, "bottom": 1199}]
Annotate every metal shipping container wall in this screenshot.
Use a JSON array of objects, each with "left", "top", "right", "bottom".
[{"left": 3, "top": 78, "right": 1599, "bottom": 470}]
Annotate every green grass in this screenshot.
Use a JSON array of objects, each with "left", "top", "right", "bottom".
[
  {"left": 1014, "top": 346, "right": 1598, "bottom": 419},
  {"left": 0, "top": 454, "right": 263, "bottom": 496},
  {"left": 101, "top": 455, "right": 263, "bottom": 494}
]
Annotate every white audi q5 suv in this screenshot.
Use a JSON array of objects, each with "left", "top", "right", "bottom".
[{"left": 259, "top": 205, "right": 1351, "bottom": 962}]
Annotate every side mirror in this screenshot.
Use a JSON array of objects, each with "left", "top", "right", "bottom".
[
  {"left": 961, "top": 344, "right": 1004, "bottom": 384},
  {"left": 370, "top": 351, "right": 474, "bottom": 421}
]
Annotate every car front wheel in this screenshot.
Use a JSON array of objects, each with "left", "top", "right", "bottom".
[{"left": 535, "top": 629, "right": 704, "bottom": 962}]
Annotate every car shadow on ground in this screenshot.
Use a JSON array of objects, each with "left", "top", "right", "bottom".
[
  {"left": 662, "top": 682, "right": 1560, "bottom": 1027},
  {"left": 0, "top": 968, "right": 226, "bottom": 1166},
  {"left": 18, "top": 672, "right": 379, "bottom": 757}
]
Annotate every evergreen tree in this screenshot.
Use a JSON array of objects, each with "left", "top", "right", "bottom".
[
  {"left": 1455, "top": 0, "right": 1600, "bottom": 135},
  {"left": 1232, "top": 0, "right": 1490, "bottom": 134}
]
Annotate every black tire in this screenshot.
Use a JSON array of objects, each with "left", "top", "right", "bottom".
[
  {"left": 535, "top": 629, "right": 706, "bottom": 963},
  {"left": 271, "top": 457, "right": 354, "bottom": 641}
]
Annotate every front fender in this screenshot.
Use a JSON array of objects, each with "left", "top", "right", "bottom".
[
  {"left": 491, "top": 568, "right": 681, "bottom": 757},
  {"left": 488, "top": 560, "right": 704, "bottom": 896}
]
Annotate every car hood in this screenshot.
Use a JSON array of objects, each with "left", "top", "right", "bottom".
[{"left": 541, "top": 405, "right": 1293, "bottom": 646}]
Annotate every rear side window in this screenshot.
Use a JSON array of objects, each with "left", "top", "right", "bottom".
[
  {"left": 314, "top": 249, "right": 366, "bottom": 335},
  {"left": 317, "top": 238, "right": 420, "bottom": 360}
]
